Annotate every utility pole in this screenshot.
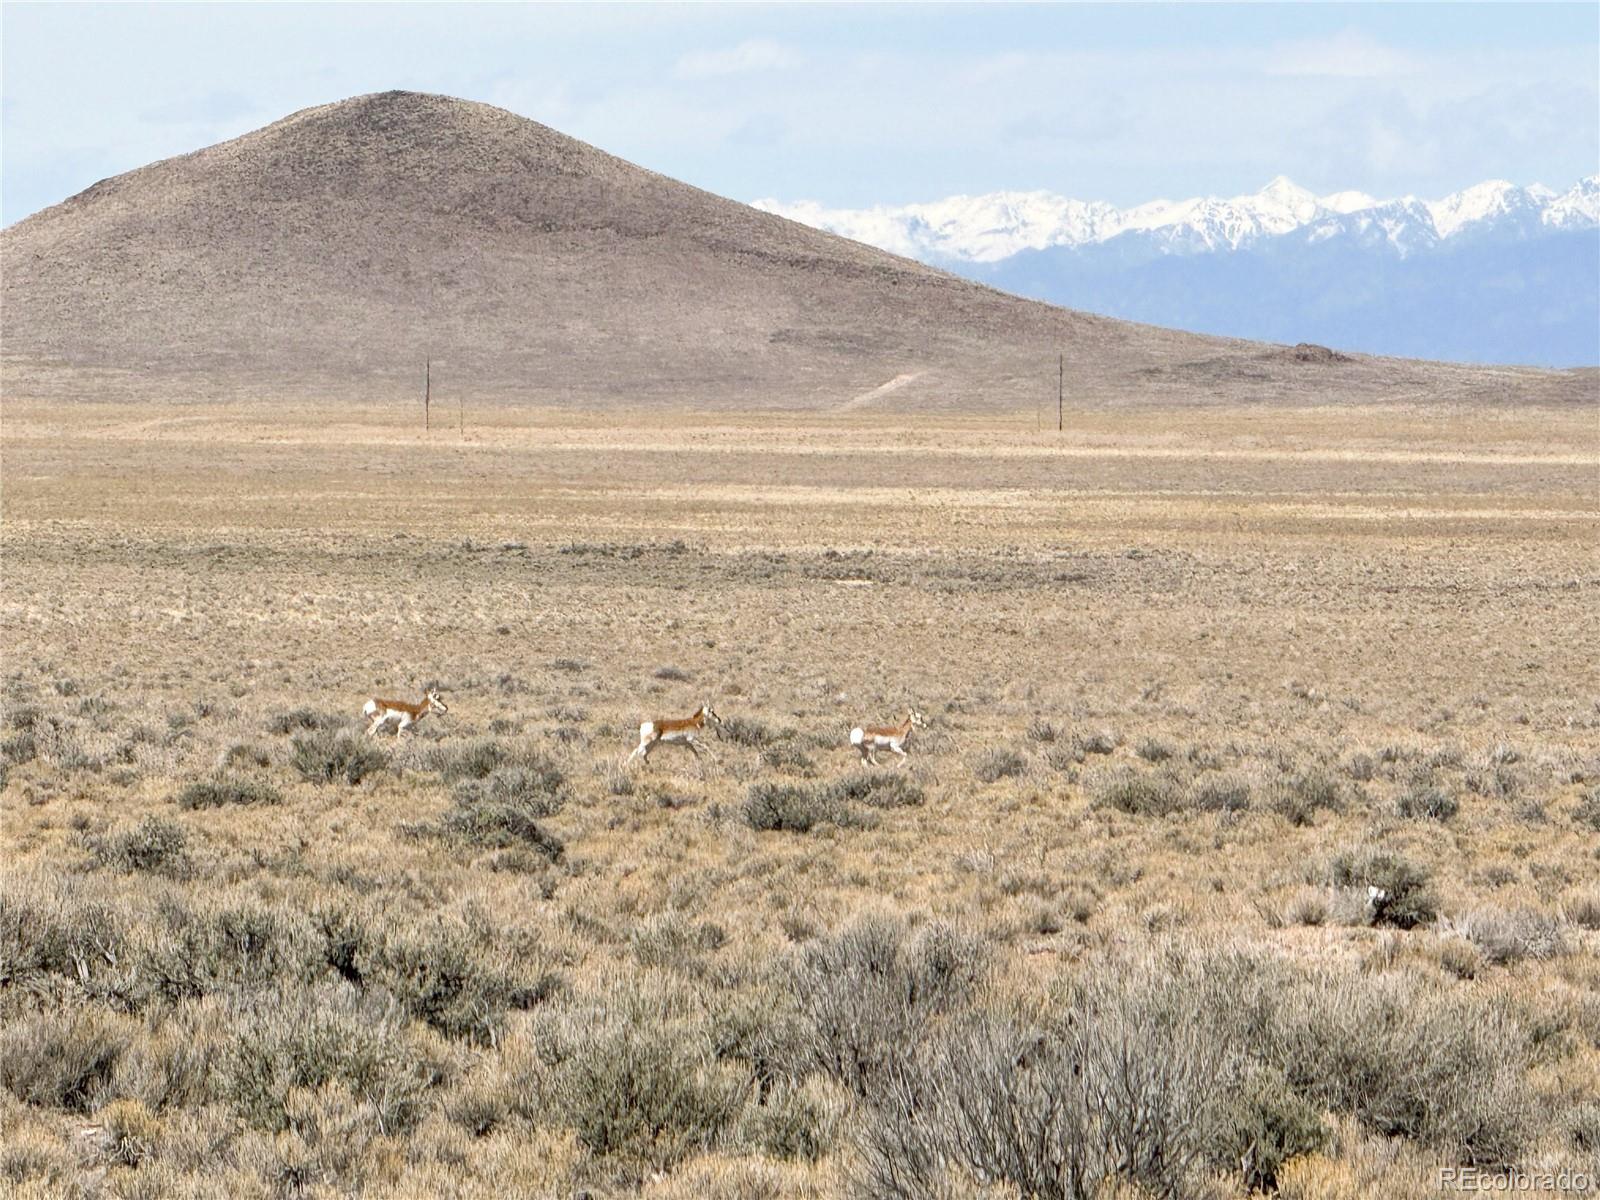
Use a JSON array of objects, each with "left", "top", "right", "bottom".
[
  {"left": 424, "top": 358, "right": 431, "bottom": 431},
  {"left": 1057, "top": 353, "right": 1064, "bottom": 433}
]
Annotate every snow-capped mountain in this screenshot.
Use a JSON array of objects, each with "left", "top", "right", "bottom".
[
  {"left": 1543, "top": 175, "right": 1600, "bottom": 231},
  {"left": 753, "top": 176, "right": 1598, "bottom": 262},
  {"left": 1301, "top": 198, "right": 1442, "bottom": 257},
  {"left": 753, "top": 176, "right": 1600, "bottom": 367}
]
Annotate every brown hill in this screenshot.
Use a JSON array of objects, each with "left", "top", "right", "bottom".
[{"left": 2, "top": 90, "right": 1590, "bottom": 408}]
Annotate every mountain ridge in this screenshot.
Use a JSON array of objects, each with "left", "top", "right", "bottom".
[
  {"left": 755, "top": 175, "right": 1600, "bottom": 367},
  {"left": 753, "top": 175, "right": 1600, "bottom": 262},
  {"left": 3, "top": 91, "right": 1591, "bottom": 405}
]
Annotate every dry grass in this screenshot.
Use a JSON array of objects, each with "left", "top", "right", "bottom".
[{"left": 1, "top": 399, "right": 1597, "bottom": 1197}]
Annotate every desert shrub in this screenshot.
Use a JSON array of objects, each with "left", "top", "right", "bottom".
[
  {"left": 315, "top": 903, "right": 372, "bottom": 987},
  {"left": 1328, "top": 886, "right": 1391, "bottom": 927},
  {"left": 174, "top": 772, "right": 282, "bottom": 810},
  {"left": 0, "top": 881, "right": 133, "bottom": 1002},
  {"left": 648, "top": 787, "right": 698, "bottom": 811},
  {"left": 1457, "top": 907, "right": 1568, "bottom": 965},
  {"left": 5, "top": 703, "right": 41, "bottom": 730},
  {"left": 972, "top": 747, "right": 1028, "bottom": 783},
  {"left": 789, "top": 915, "right": 987, "bottom": 1097},
  {"left": 1188, "top": 775, "right": 1251, "bottom": 812},
  {"left": 856, "top": 976, "right": 1229, "bottom": 1200},
  {"left": 110, "top": 1000, "right": 226, "bottom": 1112},
  {"left": 743, "top": 782, "right": 850, "bottom": 833},
  {"left": 265, "top": 707, "right": 344, "bottom": 735},
  {"left": 700, "top": 987, "right": 813, "bottom": 1108},
  {"left": 998, "top": 870, "right": 1058, "bottom": 899},
  {"left": 1136, "top": 737, "right": 1175, "bottom": 763},
  {"left": 1, "top": 730, "right": 38, "bottom": 765},
  {"left": 291, "top": 730, "right": 386, "bottom": 785},
  {"left": 143, "top": 900, "right": 318, "bottom": 1002},
  {"left": 1075, "top": 729, "right": 1117, "bottom": 756},
  {"left": 1219, "top": 1068, "right": 1328, "bottom": 1191},
  {"left": 739, "top": 1077, "right": 845, "bottom": 1162},
  {"left": 719, "top": 716, "right": 777, "bottom": 747},
  {"left": 539, "top": 1017, "right": 747, "bottom": 1174},
  {"left": 1467, "top": 765, "right": 1523, "bottom": 801},
  {"left": 218, "top": 740, "right": 273, "bottom": 769},
  {"left": 821, "top": 771, "right": 924, "bottom": 809},
  {"left": 1422, "top": 744, "right": 1464, "bottom": 769},
  {"left": 92, "top": 1097, "right": 161, "bottom": 1168},
  {"left": 430, "top": 738, "right": 511, "bottom": 782},
  {"left": 220, "top": 985, "right": 442, "bottom": 1134},
  {"left": 628, "top": 912, "right": 728, "bottom": 972},
  {"left": 51, "top": 730, "right": 101, "bottom": 772},
  {"left": 1345, "top": 752, "right": 1377, "bottom": 781},
  {"left": 1570, "top": 1102, "right": 1600, "bottom": 1154},
  {"left": 437, "top": 802, "right": 565, "bottom": 859},
  {"left": 0, "top": 1121, "right": 72, "bottom": 1189},
  {"left": 759, "top": 741, "right": 817, "bottom": 773},
  {"left": 1094, "top": 771, "right": 1183, "bottom": 817},
  {"left": 164, "top": 710, "right": 196, "bottom": 744},
  {"left": 450, "top": 756, "right": 565, "bottom": 816},
  {"left": 1514, "top": 798, "right": 1548, "bottom": 825},
  {"left": 1278, "top": 888, "right": 1331, "bottom": 928},
  {"left": 1025, "top": 719, "right": 1058, "bottom": 743},
  {"left": 547, "top": 703, "right": 587, "bottom": 725},
  {"left": 1271, "top": 770, "right": 1343, "bottom": 826},
  {"left": 653, "top": 665, "right": 693, "bottom": 682},
  {"left": 1397, "top": 785, "right": 1460, "bottom": 821},
  {"left": 89, "top": 814, "right": 192, "bottom": 879},
  {"left": 1565, "top": 890, "right": 1600, "bottom": 931},
  {"left": 1028, "top": 903, "right": 1066, "bottom": 935},
  {"left": 446, "top": 1083, "right": 512, "bottom": 1138},
  {"left": 1328, "top": 849, "right": 1438, "bottom": 929},
  {"left": 1266, "top": 969, "right": 1538, "bottom": 1164},
  {"left": 1573, "top": 788, "right": 1600, "bottom": 832},
  {"left": 1044, "top": 745, "right": 1080, "bottom": 773},
  {"left": 1436, "top": 938, "right": 1485, "bottom": 980},
  {"left": 1059, "top": 885, "right": 1100, "bottom": 925},
  {"left": 483, "top": 857, "right": 566, "bottom": 896},
  {"left": 1044, "top": 729, "right": 1117, "bottom": 769},
  {"left": 357, "top": 921, "right": 556, "bottom": 1044},
  {"left": 0, "top": 1007, "right": 131, "bottom": 1112},
  {"left": 1050, "top": 948, "right": 1543, "bottom": 1171}
]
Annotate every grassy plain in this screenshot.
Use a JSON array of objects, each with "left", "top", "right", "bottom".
[{"left": 2, "top": 398, "right": 1597, "bottom": 1199}]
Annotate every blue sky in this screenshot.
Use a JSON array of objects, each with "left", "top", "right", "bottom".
[{"left": 3, "top": 3, "right": 1596, "bottom": 226}]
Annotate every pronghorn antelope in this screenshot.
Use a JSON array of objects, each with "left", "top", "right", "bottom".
[
  {"left": 625, "top": 703, "right": 723, "bottom": 768},
  {"left": 849, "top": 709, "right": 928, "bottom": 767},
  {"left": 362, "top": 688, "right": 448, "bottom": 738}
]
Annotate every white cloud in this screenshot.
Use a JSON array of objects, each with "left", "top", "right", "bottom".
[
  {"left": 1267, "top": 29, "right": 1420, "bottom": 79},
  {"left": 1291, "top": 82, "right": 1599, "bottom": 193},
  {"left": 673, "top": 38, "right": 800, "bottom": 80}
]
